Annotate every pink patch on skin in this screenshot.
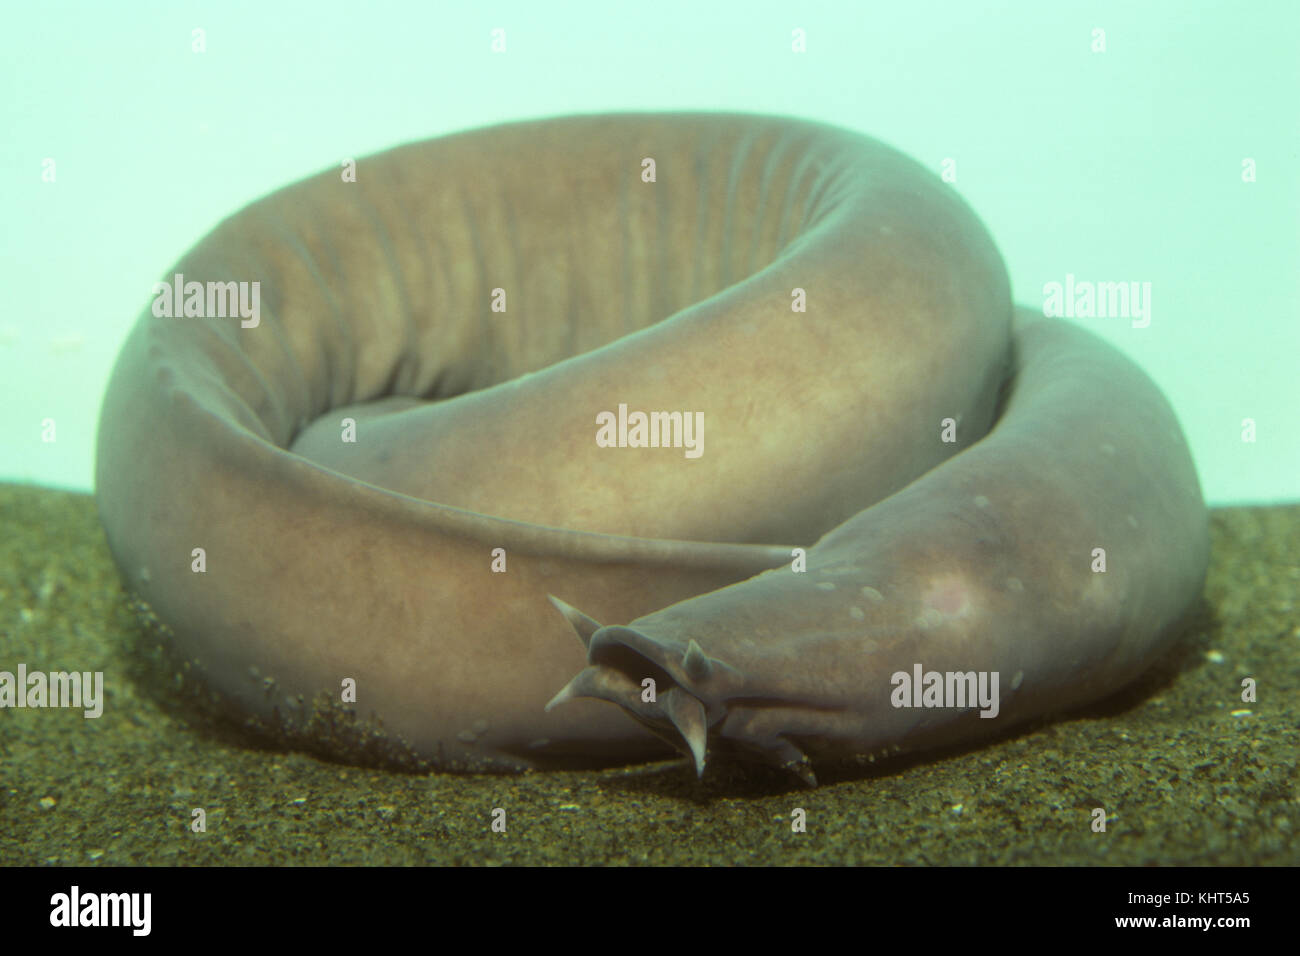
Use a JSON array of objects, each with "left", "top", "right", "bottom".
[{"left": 924, "top": 575, "right": 972, "bottom": 618}]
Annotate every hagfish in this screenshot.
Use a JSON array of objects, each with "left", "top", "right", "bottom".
[{"left": 95, "top": 114, "right": 1207, "bottom": 782}]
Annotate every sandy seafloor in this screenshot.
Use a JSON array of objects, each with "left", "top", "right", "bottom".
[{"left": 0, "top": 483, "right": 1295, "bottom": 866}]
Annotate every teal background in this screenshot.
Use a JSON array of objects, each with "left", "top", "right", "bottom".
[{"left": 2, "top": 0, "right": 1296, "bottom": 503}]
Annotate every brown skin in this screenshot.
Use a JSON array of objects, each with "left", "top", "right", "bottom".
[
  {"left": 551, "top": 308, "right": 1209, "bottom": 783},
  {"left": 96, "top": 115, "right": 1203, "bottom": 780}
]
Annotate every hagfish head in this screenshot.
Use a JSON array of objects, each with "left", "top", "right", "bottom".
[{"left": 545, "top": 596, "right": 820, "bottom": 785}]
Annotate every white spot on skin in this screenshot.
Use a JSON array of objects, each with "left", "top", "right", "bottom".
[
  {"left": 1011, "top": 670, "right": 1024, "bottom": 690},
  {"left": 815, "top": 581, "right": 836, "bottom": 591},
  {"left": 1126, "top": 514, "right": 1139, "bottom": 529},
  {"left": 974, "top": 495, "right": 990, "bottom": 508},
  {"left": 1006, "top": 577, "right": 1024, "bottom": 592},
  {"left": 849, "top": 606, "right": 865, "bottom": 621},
  {"left": 1205, "top": 650, "right": 1225, "bottom": 664},
  {"left": 1100, "top": 443, "right": 1116, "bottom": 455},
  {"left": 860, "top": 586, "right": 884, "bottom": 603}
]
